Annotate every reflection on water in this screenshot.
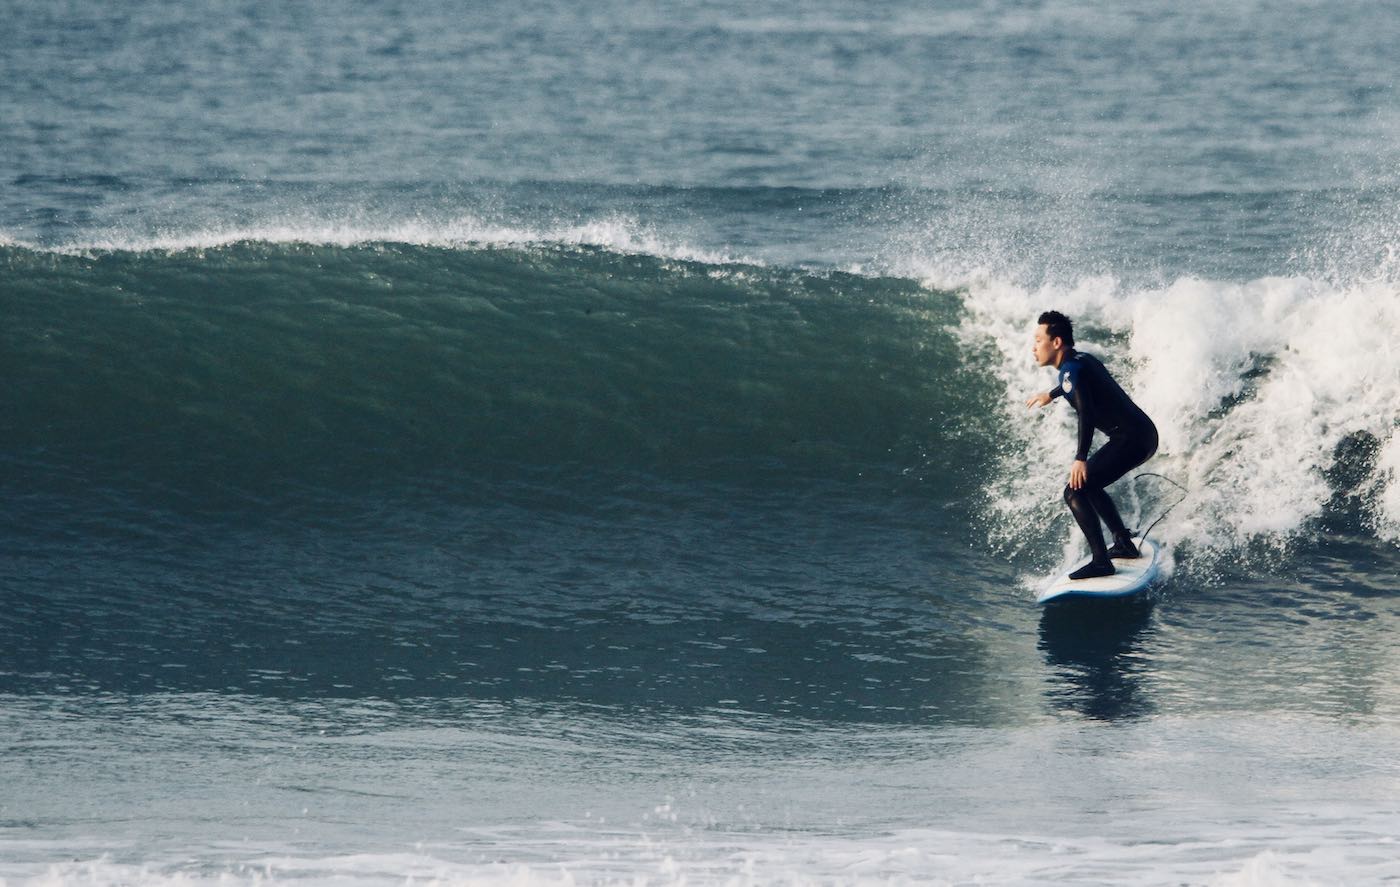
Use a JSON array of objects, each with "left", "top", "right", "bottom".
[{"left": 1038, "top": 598, "right": 1157, "bottom": 721}]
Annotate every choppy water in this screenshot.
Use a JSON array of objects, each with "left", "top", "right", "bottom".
[{"left": 4, "top": 1, "right": 1400, "bottom": 883}]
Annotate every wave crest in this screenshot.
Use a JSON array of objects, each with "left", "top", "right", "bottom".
[{"left": 949, "top": 268, "right": 1400, "bottom": 562}]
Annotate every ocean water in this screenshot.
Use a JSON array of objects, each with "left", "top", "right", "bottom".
[{"left": 4, "top": 1, "right": 1400, "bottom": 883}]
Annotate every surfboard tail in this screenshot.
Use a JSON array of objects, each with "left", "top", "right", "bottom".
[{"left": 1036, "top": 537, "right": 1161, "bottom": 604}]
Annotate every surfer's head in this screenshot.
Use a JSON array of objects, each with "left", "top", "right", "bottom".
[{"left": 1034, "top": 310, "right": 1074, "bottom": 367}]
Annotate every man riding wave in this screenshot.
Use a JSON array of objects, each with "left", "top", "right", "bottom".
[{"left": 1026, "top": 310, "right": 1158, "bottom": 580}]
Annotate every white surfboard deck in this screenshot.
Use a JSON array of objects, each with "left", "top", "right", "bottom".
[{"left": 1037, "top": 537, "right": 1161, "bottom": 605}]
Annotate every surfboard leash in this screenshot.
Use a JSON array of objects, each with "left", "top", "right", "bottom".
[{"left": 1132, "top": 472, "right": 1188, "bottom": 549}]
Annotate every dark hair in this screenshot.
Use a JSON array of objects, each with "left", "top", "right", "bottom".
[{"left": 1037, "top": 310, "right": 1074, "bottom": 348}]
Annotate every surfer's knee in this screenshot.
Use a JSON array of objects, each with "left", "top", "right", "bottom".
[{"left": 1064, "top": 484, "right": 1100, "bottom": 514}]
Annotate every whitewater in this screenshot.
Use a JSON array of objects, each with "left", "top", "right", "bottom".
[{"left": 5, "top": 0, "right": 1400, "bottom": 884}]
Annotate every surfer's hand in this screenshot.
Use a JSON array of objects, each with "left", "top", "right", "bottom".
[
  {"left": 1068, "top": 460, "right": 1088, "bottom": 490},
  {"left": 1025, "top": 391, "right": 1052, "bottom": 409}
]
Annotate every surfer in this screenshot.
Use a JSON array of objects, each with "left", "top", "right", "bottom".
[{"left": 1025, "top": 310, "right": 1158, "bottom": 580}]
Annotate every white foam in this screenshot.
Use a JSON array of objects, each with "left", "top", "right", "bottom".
[
  {"left": 1374, "top": 433, "right": 1400, "bottom": 541},
  {"left": 1209, "top": 850, "right": 1317, "bottom": 887},
  {"left": 931, "top": 266, "right": 1400, "bottom": 562},
  {"left": 8, "top": 214, "right": 756, "bottom": 268},
  {"left": 3, "top": 827, "right": 1387, "bottom": 886}
]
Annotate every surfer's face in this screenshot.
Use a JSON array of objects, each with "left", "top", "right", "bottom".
[{"left": 1032, "top": 324, "right": 1062, "bottom": 367}]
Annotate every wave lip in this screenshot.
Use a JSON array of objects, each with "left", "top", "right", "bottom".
[{"left": 9, "top": 213, "right": 758, "bottom": 268}]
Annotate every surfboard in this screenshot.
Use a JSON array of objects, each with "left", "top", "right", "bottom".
[{"left": 1036, "top": 537, "right": 1161, "bottom": 605}]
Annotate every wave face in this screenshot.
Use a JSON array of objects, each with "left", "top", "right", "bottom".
[
  {"left": 1, "top": 242, "right": 992, "bottom": 508},
  {"left": 8, "top": 238, "right": 1400, "bottom": 548}
]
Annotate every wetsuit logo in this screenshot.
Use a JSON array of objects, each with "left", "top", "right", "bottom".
[{"left": 1061, "top": 374, "right": 1073, "bottom": 393}]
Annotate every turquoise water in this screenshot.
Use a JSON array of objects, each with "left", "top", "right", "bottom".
[{"left": 4, "top": 1, "right": 1400, "bottom": 883}]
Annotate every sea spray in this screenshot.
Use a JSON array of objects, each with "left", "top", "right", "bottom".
[{"left": 925, "top": 265, "right": 1400, "bottom": 570}]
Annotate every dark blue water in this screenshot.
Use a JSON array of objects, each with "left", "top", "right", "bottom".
[{"left": 4, "top": 1, "right": 1400, "bottom": 883}]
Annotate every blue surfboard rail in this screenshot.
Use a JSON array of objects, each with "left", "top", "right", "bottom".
[{"left": 1037, "top": 537, "right": 1161, "bottom": 605}]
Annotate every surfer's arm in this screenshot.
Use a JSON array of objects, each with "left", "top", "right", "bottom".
[{"left": 1066, "top": 378, "right": 1095, "bottom": 460}]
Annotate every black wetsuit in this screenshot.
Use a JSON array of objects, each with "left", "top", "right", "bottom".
[{"left": 1050, "top": 350, "right": 1158, "bottom": 566}]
